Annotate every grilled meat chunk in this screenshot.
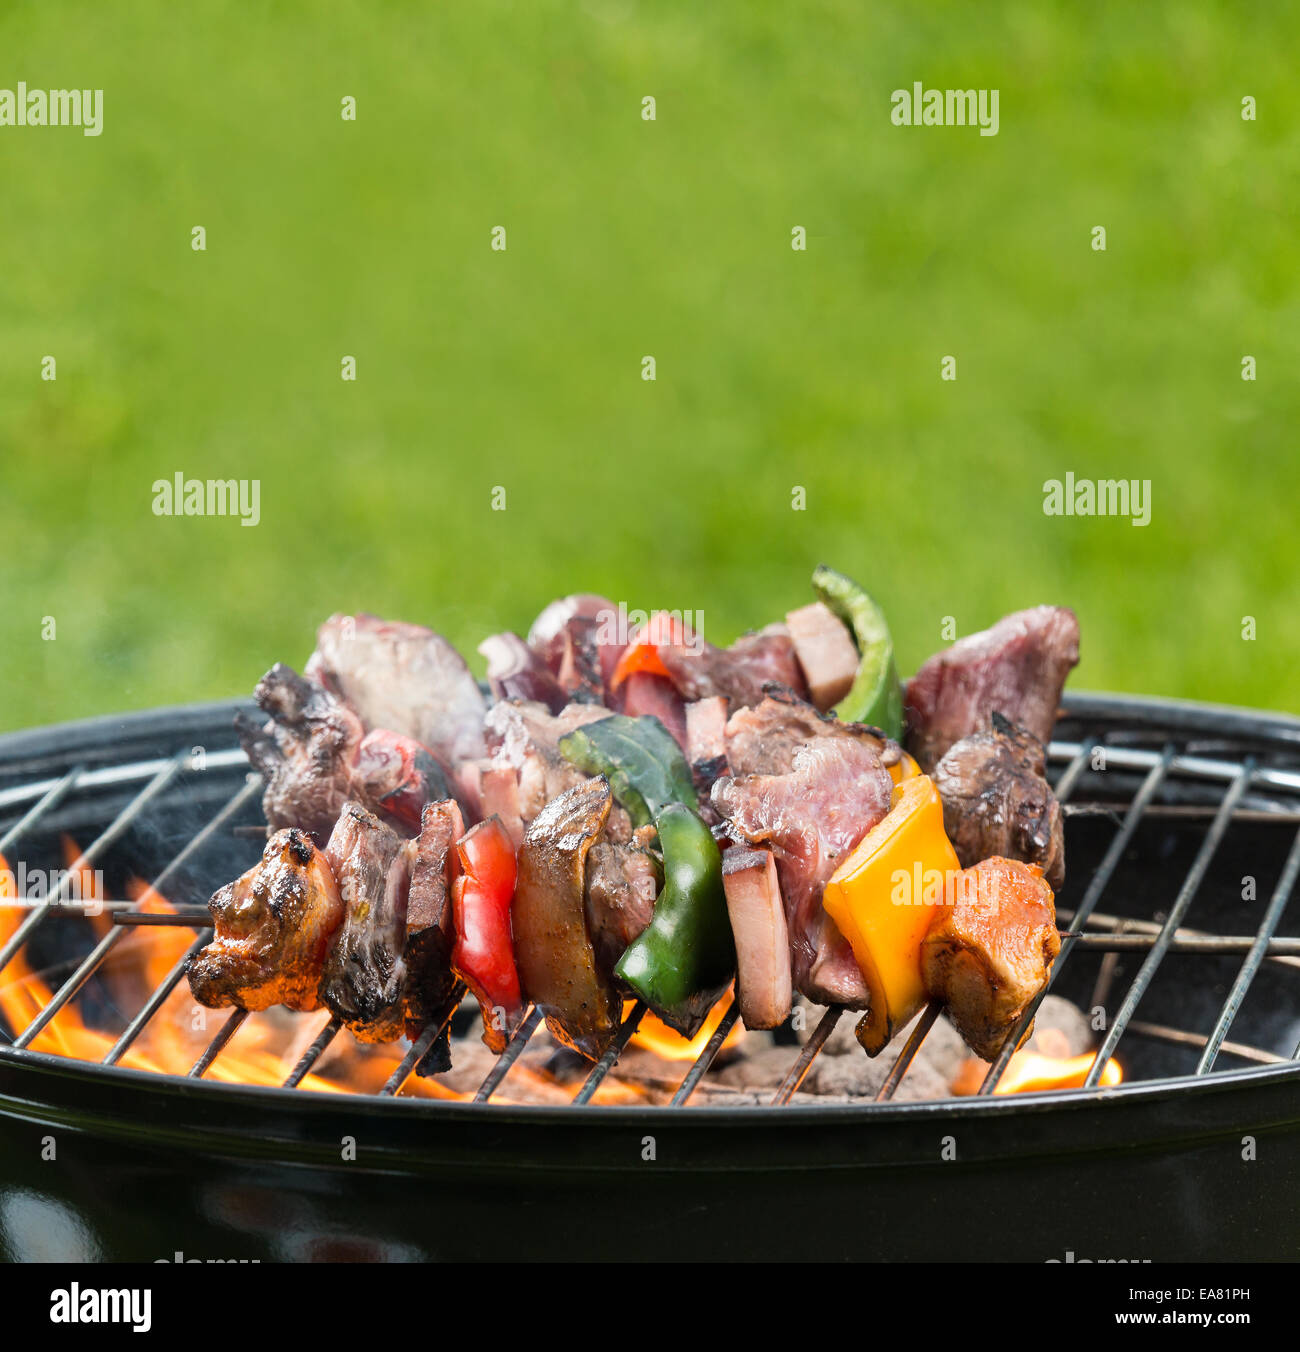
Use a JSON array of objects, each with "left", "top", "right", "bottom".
[
  {"left": 723, "top": 690, "right": 902, "bottom": 778},
  {"left": 904, "top": 606, "right": 1080, "bottom": 772},
  {"left": 237, "top": 664, "right": 365, "bottom": 841},
  {"left": 555, "top": 615, "right": 606, "bottom": 704},
  {"left": 921, "top": 856, "right": 1060, "bottom": 1060},
  {"left": 483, "top": 699, "right": 633, "bottom": 843},
  {"left": 513, "top": 776, "right": 621, "bottom": 1058},
  {"left": 618, "top": 672, "right": 687, "bottom": 750},
  {"left": 658, "top": 626, "right": 810, "bottom": 709},
  {"left": 784, "top": 602, "right": 860, "bottom": 712},
  {"left": 712, "top": 734, "right": 893, "bottom": 1008},
  {"left": 319, "top": 803, "right": 414, "bottom": 1042},
  {"left": 721, "top": 847, "right": 792, "bottom": 1030},
  {"left": 933, "top": 715, "right": 1066, "bottom": 889},
  {"left": 189, "top": 829, "right": 344, "bottom": 1013},
  {"left": 403, "top": 799, "right": 464, "bottom": 1036},
  {"left": 478, "top": 632, "right": 568, "bottom": 713},
  {"left": 584, "top": 838, "right": 660, "bottom": 978},
  {"left": 685, "top": 696, "right": 729, "bottom": 808},
  {"left": 527, "top": 593, "right": 619, "bottom": 673},
  {"left": 307, "top": 612, "right": 487, "bottom": 765},
  {"left": 237, "top": 664, "right": 447, "bottom": 842}
]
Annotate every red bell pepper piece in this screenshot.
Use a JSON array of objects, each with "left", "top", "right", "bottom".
[
  {"left": 451, "top": 816, "right": 524, "bottom": 1052},
  {"left": 609, "top": 611, "right": 694, "bottom": 689}
]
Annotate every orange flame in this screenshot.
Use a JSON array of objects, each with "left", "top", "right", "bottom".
[
  {"left": 951, "top": 1047, "right": 1123, "bottom": 1096},
  {"left": 628, "top": 989, "right": 743, "bottom": 1062}
]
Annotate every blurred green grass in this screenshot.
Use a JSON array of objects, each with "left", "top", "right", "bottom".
[{"left": 1, "top": 0, "right": 1296, "bottom": 730}]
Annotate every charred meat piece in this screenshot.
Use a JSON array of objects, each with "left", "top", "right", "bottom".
[
  {"left": 904, "top": 606, "right": 1080, "bottom": 772},
  {"left": 712, "top": 735, "right": 893, "bottom": 1008},
  {"left": 320, "top": 803, "right": 414, "bottom": 1043},
  {"left": 933, "top": 714, "right": 1066, "bottom": 889},
  {"left": 237, "top": 664, "right": 365, "bottom": 841},
  {"left": 404, "top": 799, "right": 464, "bottom": 1036},
  {"left": 784, "top": 602, "right": 860, "bottom": 712},
  {"left": 189, "top": 829, "right": 344, "bottom": 1013},
  {"left": 307, "top": 612, "right": 487, "bottom": 765},
  {"left": 658, "top": 626, "right": 810, "bottom": 709},
  {"left": 478, "top": 632, "right": 568, "bottom": 714},
  {"left": 584, "top": 838, "right": 660, "bottom": 979},
  {"left": 724, "top": 690, "right": 902, "bottom": 778},
  {"left": 921, "top": 856, "right": 1060, "bottom": 1061},
  {"left": 513, "top": 776, "right": 621, "bottom": 1058},
  {"left": 484, "top": 700, "right": 633, "bottom": 843},
  {"left": 721, "top": 847, "right": 792, "bottom": 1030},
  {"left": 237, "top": 664, "right": 446, "bottom": 842}
]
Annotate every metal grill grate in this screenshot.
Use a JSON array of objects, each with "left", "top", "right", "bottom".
[{"left": 2, "top": 694, "right": 1300, "bottom": 1107}]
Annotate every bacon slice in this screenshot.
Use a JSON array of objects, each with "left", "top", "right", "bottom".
[
  {"left": 785, "top": 602, "right": 860, "bottom": 712},
  {"left": 721, "top": 847, "right": 792, "bottom": 1029}
]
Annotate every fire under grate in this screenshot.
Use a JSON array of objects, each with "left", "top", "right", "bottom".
[{"left": 2, "top": 693, "right": 1300, "bottom": 1108}]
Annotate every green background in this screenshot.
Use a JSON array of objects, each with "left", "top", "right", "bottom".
[{"left": 2, "top": 0, "right": 1295, "bottom": 731}]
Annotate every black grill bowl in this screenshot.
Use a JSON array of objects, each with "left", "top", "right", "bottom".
[{"left": 2, "top": 695, "right": 1299, "bottom": 1263}]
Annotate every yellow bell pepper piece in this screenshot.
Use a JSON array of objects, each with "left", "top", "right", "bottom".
[
  {"left": 888, "top": 751, "right": 921, "bottom": 786},
  {"left": 822, "top": 774, "right": 959, "bottom": 1055}
]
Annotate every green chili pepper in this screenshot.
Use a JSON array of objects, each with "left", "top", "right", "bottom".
[
  {"left": 558, "top": 715, "right": 697, "bottom": 829},
  {"left": 613, "top": 803, "right": 736, "bottom": 1037},
  {"left": 812, "top": 564, "right": 904, "bottom": 740}
]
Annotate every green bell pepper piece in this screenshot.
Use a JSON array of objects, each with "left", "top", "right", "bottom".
[
  {"left": 812, "top": 564, "right": 904, "bottom": 740},
  {"left": 558, "top": 715, "right": 697, "bottom": 829},
  {"left": 614, "top": 803, "right": 736, "bottom": 1037}
]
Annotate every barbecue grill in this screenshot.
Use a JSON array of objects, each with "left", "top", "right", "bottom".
[{"left": 2, "top": 692, "right": 1300, "bottom": 1261}]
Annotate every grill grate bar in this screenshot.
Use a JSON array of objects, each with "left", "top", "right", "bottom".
[
  {"left": 11, "top": 777, "right": 257, "bottom": 1050},
  {"left": 876, "top": 1002, "right": 941, "bottom": 1102},
  {"left": 1126, "top": 1019, "right": 1286, "bottom": 1067},
  {"left": 103, "top": 936, "right": 208, "bottom": 1065},
  {"left": 1082, "top": 760, "right": 1255, "bottom": 1088},
  {"left": 771, "top": 1006, "right": 843, "bottom": 1105},
  {"left": 572, "top": 1002, "right": 646, "bottom": 1105},
  {"left": 671, "top": 1002, "right": 741, "bottom": 1106},
  {"left": 978, "top": 746, "right": 1176, "bottom": 1095},
  {"left": 876, "top": 742, "right": 1092, "bottom": 1101},
  {"left": 1201, "top": 826, "right": 1300, "bottom": 1072},
  {"left": 0, "top": 755, "right": 186, "bottom": 983},
  {"left": 1048, "top": 740, "right": 1299, "bottom": 795},
  {"left": 0, "top": 764, "right": 84, "bottom": 857},
  {"left": 188, "top": 1008, "right": 248, "bottom": 1077},
  {"left": 0, "top": 749, "right": 249, "bottom": 814},
  {"left": 283, "top": 1016, "right": 343, "bottom": 1088},
  {"left": 379, "top": 983, "right": 466, "bottom": 1097},
  {"left": 473, "top": 1005, "right": 541, "bottom": 1102}
]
